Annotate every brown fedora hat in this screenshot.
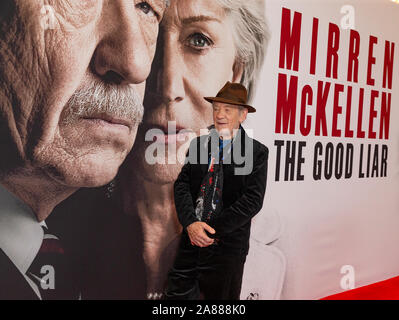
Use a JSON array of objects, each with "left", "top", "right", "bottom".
[{"left": 204, "top": 81, "right": 256, "bottom": 113}]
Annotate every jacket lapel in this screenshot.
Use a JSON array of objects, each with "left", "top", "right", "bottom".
[{"left": 0, "top": 249, "right": 39, "bottom": 300}]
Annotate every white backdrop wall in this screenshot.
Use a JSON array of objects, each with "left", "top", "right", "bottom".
[{"left": 244, "top": 0, "right": 399, "bottom": 299}]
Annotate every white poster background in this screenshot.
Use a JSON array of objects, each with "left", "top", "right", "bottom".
[{"left": 242, "top": 0, "right": 399, "bottom": 299}]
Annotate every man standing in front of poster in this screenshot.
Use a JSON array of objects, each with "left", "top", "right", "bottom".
[{"left": 165, "top": 82, "right": 269, "bottom": 300}]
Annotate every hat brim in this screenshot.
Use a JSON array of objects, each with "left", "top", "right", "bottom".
[{"left": 204, "top": 97, "right": 256, "bottom": 113}]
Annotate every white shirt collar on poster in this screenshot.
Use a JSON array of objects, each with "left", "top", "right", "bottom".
[{"left": 0, "top": 184, "right": 46, "bottom": 299}]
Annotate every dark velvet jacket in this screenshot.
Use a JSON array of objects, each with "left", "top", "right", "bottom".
[{"left": 174, "top": 125, "right": 269, "bottom": 256}]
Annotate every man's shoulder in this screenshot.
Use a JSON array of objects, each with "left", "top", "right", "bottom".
[
  {"left": 187, "top": 134, "right": 208, "bottom": 152},
  {"left": 191, "top": 134, "right": 208, "bottom": 144},
  {"left": 248, "top": 136, "right": 269, "bottom": 159},
  {"left": 255, "top": 139, "right": 269, "bottom": 154}
]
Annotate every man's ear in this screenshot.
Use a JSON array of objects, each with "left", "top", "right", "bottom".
[
  {"left": 232, "top": 60, "right": 244, "bottom": 83},
  {"left": 239, "top": 107, "right": 248, "bottom": 123}
]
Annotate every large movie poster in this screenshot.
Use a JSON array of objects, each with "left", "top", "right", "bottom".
[{"left": 0, "top": 0, "right": 397, "bottom": 301}]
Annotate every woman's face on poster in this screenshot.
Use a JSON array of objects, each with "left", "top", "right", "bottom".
[{"left": 133, "top": 0, "right": 243, "bottom": 184}]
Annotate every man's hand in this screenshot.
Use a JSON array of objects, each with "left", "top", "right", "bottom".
[{"left": 186, "top": 222, "right": 216, "bottom": 247}]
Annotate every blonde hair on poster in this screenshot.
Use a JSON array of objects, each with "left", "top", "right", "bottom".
[{"left": 215, "top": 0, "right": 270, "bottom": 102}]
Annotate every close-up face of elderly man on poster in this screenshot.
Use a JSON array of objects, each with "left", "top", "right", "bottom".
[
  {"left": 0, "top": 0, "right": 167, "bottom": 300},
  {"left": 0, "top": 0, "right": 166, "bottom": 218}
]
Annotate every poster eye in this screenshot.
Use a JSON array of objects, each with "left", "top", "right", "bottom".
[
  {"left": 187, "top": 33, "right": 213, "bottom": 49},
  {"left": 136, "top": 2, "right": 157, "bottom": 18}
]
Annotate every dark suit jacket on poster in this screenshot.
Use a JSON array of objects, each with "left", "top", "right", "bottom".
[
  {"left": 0, "top": 249, "right": 39, "bottom": 300},
  {"left": 174, "top": 124, "right": 269, "bottom": 257},
  {"left": 46, "top": 187, "right": 148, "bottom": 300}
]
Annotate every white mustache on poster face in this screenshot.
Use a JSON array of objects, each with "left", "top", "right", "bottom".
[{"left": 61, "top": 79, "right": 144, "bottom": 128}]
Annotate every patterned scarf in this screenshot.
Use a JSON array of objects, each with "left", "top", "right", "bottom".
[{"left": 194, "top": 128, "right": 234, "bottom": 223}]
